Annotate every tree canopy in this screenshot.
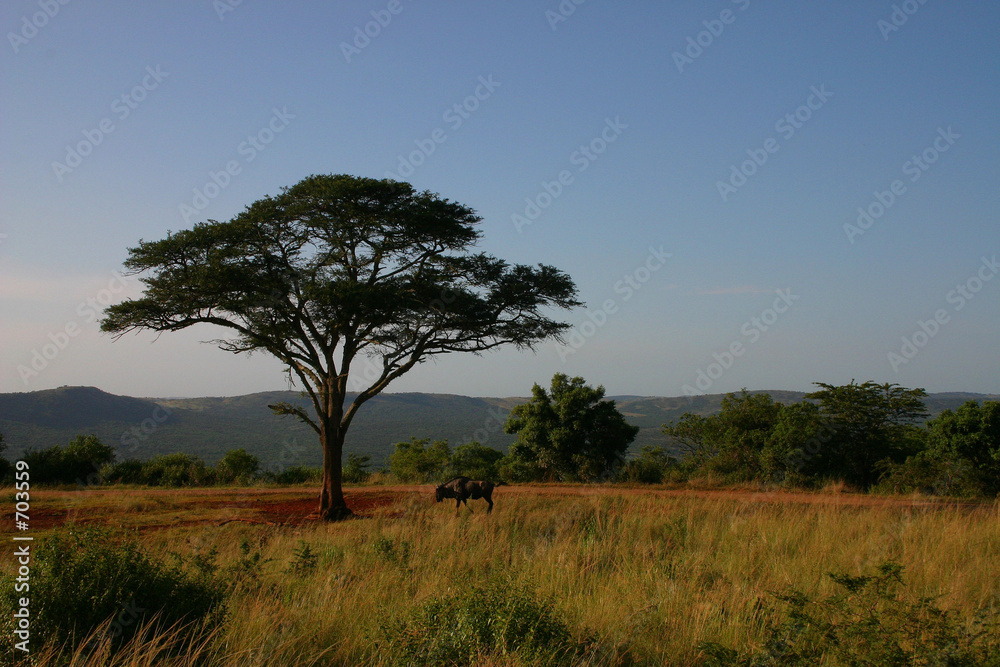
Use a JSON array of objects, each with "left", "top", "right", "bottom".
[
  {"left": 923, "top": 400, "right": 1000, "bottom": 495},
  {"left": 503, "top": 374, "right": 638, "bottom": 481},
  {"left": 660, "top": 383, "right": 932, "bottom": 489},
  {"left": 101, "top": 174, "right": 581, "bottom": 518},
  {"left": 805, "top": 381, "right": 927, "bottom": 488}
]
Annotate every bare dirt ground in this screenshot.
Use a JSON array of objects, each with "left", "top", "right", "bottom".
[
  {"left": 5, "top": 484, "right": 991, "bottom": 535},
  {"left": 8, "top": 487, "right": 407, "bottom": 533}
]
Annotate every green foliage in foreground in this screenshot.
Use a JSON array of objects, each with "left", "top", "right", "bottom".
[
  {"left": 0, "top": 527, "right": 224, "bottom": 655},
  {"left": 1, "top": 491, "right": 996, "bottom": 664},
  {"left": 700, "top": 561, "right": 1000, "bottom": 666},
  {"left": 377, "top": 578, "right": 596, "bottom": 666}
]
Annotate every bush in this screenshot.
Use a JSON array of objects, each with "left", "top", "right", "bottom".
[
  {"left": 0, "top": 432, "right": 12, "bottom": 482},
  {"left": 140, "top": 453, "right": 215, "bottom": 486},
  {"left": 22, "top": 434, "right": 116, "bottom": 485},
  {"left": 497, "top": 454, "right": 545, "bottom": 483},
  {"left": 0, "top": 527, "right": 224, "bottom": 656},
  {"left": 616, "top": 445, "right": 679, "bottom": 484},
  {"left": 371, "top": 536, "right": 412, "bottom": 568},
  {"left": 875, "top": 453, "right": 984, "bottom": 497},
  {"left": 287, "top": 541, "right": 318, "bottom": 576},
  {"left": 100, "top": 458, "right": 146, "bottom": 484},
  {"left": 388, "top": 437, "right": 451, "bottom": 483},
  {"left": 224, "top": 540, "right": 270, "bottom": 589},
  {"left": 378, "top": 578, "right": 590, "bottom": 665},
  {"left": 265, "top": 465, "right": 322, "bottom": 485},
  {"left": 343, "top": 452, "right": 372, "bottom": 483},
  {"left": 215, "top": 448, "right": 260, "bottom": 484},
  {"left": 699, "top": 561, "right": 1000, "bottom": 666},
  {"left": 448, "top": 442, "right": 504, "bottom": 481},
  {"left": 504, "top": 374, "right": 638, "bottom": 482}
]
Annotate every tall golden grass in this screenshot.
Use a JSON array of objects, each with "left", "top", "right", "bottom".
[{"left": 16, "top": 488, "right": 1000, "bottom": 665}]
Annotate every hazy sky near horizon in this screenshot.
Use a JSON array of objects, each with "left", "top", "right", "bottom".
[{"left": 2, "top": 1, "right": 998, "bottom": 399}]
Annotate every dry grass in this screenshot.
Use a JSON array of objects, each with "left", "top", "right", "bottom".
[{"left": 8, "top": 486, "right": 999, "bottom": 665}]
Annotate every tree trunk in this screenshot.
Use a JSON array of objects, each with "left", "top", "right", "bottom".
[{"left": 319, "top": 424, "right": 353, "bottom": 521}]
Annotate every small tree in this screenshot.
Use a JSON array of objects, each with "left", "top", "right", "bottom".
[
  {"left": 768, "top": 400, "right": 828, "bottom": 482},
  {"left": 101, "top": 175, "right": 580, "bottom": 519},
  {"left": 503, "top": 374, "right": 638, "bottom": 481},
  {"left": 215, "top": 448, "right": 260, "bottom": 484},
  {"left": 449, "top": 442, "right": 504, "bottom": 480},
  {"left": 661, "top": 412, "right": 716, "bottom": 467},
  {"left": 388, "top": 438, "right": 451, "bottom": 483},
  {"left": 806, "top": 381, "right": 928, "bottom": 489},
  {"left": 663, "top": 391, "right": 786, "bottom": 482},
  {"left": 342, "top": 452, "right": 372, "bottom": 484},
  {"left": 23, "top": 435, "right": 116, "bottom": 485},
  {"left": 617, "top": 445, "right": 677, "bottom": 484},
  {"left": 920, "top": 400, "right": 1000, "bottom": 495}
]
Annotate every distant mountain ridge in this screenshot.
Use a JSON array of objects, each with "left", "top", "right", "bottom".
[{"left": 1, "top": 386, "right": 996, "bottom": 469}]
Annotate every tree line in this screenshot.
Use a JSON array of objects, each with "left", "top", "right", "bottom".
[
  {"left": 0, "top": 434, "right": 372, "bottom": 488},
  {"left": 3, "top": 375, "right": 996, "bottom": 497},
  {"left": 658, "top": 382, "right": 999, "bottom": 496}
]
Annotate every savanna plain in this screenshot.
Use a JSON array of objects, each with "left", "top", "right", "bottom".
[{"left": 3, "top": 484, "right": 998, "bottom": 666}]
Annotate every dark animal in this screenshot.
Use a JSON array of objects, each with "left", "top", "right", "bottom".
[{"left": 435, "top": 477, "right": 495, "bottom": 515}]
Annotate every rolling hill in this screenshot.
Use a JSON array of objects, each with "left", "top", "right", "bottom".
[{"left": 0, "top": 386, "right": 996, "bottom": 469}]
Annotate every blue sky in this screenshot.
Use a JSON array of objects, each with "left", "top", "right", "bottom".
[{"left": 2, "top": 0, "right": 998, "bottom": 399}]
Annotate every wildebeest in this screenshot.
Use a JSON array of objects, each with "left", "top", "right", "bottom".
[{"left": 435, "top": 477, "right": 494, "bottom": 515}]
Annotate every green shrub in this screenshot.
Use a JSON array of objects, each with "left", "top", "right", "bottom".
[
  {"left": 288, "top": 541, "right": 318, "bottom": 575},
  {"left": 265, "top": 465, "right": 322, "bottom": 485},
  {"left": 141, "top": 453, "right": 215, "bottom": 486},
  {"left": 388, "top": 437, "right": 451, "bottom": 483},
  {"left": 224, "top": 539, "right": 271, "bottom": 590},
  {"left": 0, "top": 432, "right": 10, "bottom": 483},
  {"left": 448, "top": 442, "right": 504, "bottom": 481},
  {"left": 215, "top": 448, "right": 260, "bottom": 484},
  {"left": 343, "top": 452, "right": 372, "bottom": 483},
  {"left": 100, "top": 458, "right": 145, "bottom": 484},
  {"left": 0, "top": 527, "right": 224, "bottom": 655},
  {"left": 371, "top": 536, "right": 412, "bottom": 567},
  {"left": 22, "top": 434, "right": 116, "bottom": 485},
  {"left": 497, "top": 454, "right": 545, "bottom": 483},
  {"left": 699, "top": 561, "right": 1000, "bottom": 666},
  {"left": 378, "top": 578, "right": 590, "bottom": 665},
  {"left": 875, "top": 453, "right": 985, "bottom": 497},
  {"left": 616, "top": 445, "right": 678, "bottom": 484}
]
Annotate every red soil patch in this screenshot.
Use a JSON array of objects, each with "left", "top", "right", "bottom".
[
  {"left": 24, "top": 508, "right": 76, "bottom": 531},
  {"left": 10, "top": 490, "right": 404, "bottom": 533},
  {"left": 250, "top": 492, "right": 399, "bottom": 525}
]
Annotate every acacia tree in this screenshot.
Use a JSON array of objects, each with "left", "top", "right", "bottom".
[
  {"left": 101, "top": 175, "right": 581, "bottom": 519},
  {"left": 806, "top": 381, "right": 928, "bottom": 488}
]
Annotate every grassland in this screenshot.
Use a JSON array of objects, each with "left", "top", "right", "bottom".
[{"left": 5, "top": 485, "right": 999, "bottom": 665}]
